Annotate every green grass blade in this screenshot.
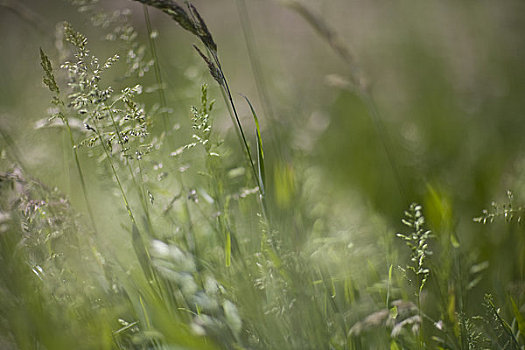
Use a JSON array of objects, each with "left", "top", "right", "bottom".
[
  {"left": 225, "top": 231, "right": 231, "bottom": 267},
  {"left": 132, "top": 223, "right": 153, "bottom": 281},
  {"left": 143, "top": 5, "right": 169, "bottom": 132},
  {"left": 510, "top": 296, "right": 525, "bottom": 344},
  {"left": 386, "top": 263, "right": 393, "bottom": 308},
  {"left": 241, "top": 94, "right": 265, "bottom": 196}
]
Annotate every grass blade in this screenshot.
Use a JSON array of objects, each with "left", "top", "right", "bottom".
[
  {"left": 510, "top": 296, "right": 525, "bottom": 344},
  {"left": 241, "top": 94, "right": 265, "bottom": 196},
  {"left": 225, "top": 231, "right": 231, "bottom": 267},
  {"left": 132, "top": 223, "right": 153, "bottom": 281}
]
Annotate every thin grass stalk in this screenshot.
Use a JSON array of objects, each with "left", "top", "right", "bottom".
[
  {"left": 455, "top": 248, "right": 469, "bottom": 350},
  {"left": 91, "top": 117, "right": 163, "bottom": 287},
  {"left": 386, "top": 263, "right": 393, "bottom": 309},
  {"left": 37, "top": 77, "right": 101, "bottom": 236},
  {"left": 92, "top": 118, "right": 137, "bottom": 226},
  {"left": 209, "top": 51, "right": 269, "bottom": 221},
  {"left": 61, "top": 126, "right": 72, "bottom": 195},
  {"left": 234, "top": 0, "right": 276, "bottom": 218},
  {"left": 143, "top": 4, "right": 169, "bottom": 132},
  {"left": 318, "top": 269, "right": 348, "bottom": 345},
  {"left": 107, "top": 108, "right": 155, "bottom": 236},
  {"left": 136, "top": 158, "right": 153, "bottom": 227},
  {"left": 204, "top": 45, "right": 261, "bottom": 199},
  {"left": 62, "top": 116, "right": 100, "bottom": 235},
  {"left": 416, "top": 289, "right": 424, "bottom": 349},
  {"left": 178, "top": 174, "right": 198, "bottom": 255},
  {"left": 234, "top": 0, "right": 276, "bottom": 124},
  {"left": 0, "top": 127, "right": 26, "bottom": 170},
  {"left": 141, "top": 5, "right": 197, "bottom": 255},
  {"left": 485, "top": 297, "right": 521, "bottom": 349},
  {"left": 240, "top": 94, "right": 268, "bottom": 219},
  {"left": 214, "top": 79, "right": 270, "bottom": 222},
  {"left": 360, "top": 94, "right": 407, "bottom": 201},
  {"left": 205, "top": 165, "right": 242, "bottom": 265},
  {"left": 217, "top": 86, "right": 247, "bottom": 160}
]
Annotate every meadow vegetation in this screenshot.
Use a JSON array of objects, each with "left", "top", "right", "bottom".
[{"left": 0, "top": 0, "right": 524, "bottom": 349}]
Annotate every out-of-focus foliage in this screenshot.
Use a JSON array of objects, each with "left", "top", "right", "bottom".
[{"left": 0, "top": 0, "right": 524, "bottom": 349}]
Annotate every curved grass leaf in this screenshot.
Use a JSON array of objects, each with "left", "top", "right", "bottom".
[{"left": 241, "top": 94, "right": 265, "bottom": 197}]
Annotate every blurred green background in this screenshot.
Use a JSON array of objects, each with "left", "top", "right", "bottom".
[{"left": 1, "top": 0, "right": 524, "bottom": 348}]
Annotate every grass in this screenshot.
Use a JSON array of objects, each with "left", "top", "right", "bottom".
[{"left": 0, "top": 0, "right": 524, "bottom": 349}]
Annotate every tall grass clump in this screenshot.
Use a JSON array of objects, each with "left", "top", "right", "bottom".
[{"left": 0, "top": 1, "right": 524, "bottom": 349}]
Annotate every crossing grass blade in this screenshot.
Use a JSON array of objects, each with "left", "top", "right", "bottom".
[
  {"left": 132, "top": 223, "right": 153, "bottom": 281},
  {"left": 241, "top": 94, "right": 265, "bottom": 197},
  {"left": 510, "top": 296, "right": 525, "bottom": 344}
]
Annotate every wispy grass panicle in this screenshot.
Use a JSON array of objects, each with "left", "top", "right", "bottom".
[
  {"left": 40, "top": 48, "right": 60, "bottom": 94},
  {"left": 397, "top": 203, "right": 433, "bottom": 294},
  {"left": 474, "top": 190, "right": 525, "bottom": 224},
  {"left": 193, "top": 45, "right": 224, "bottom": 86},
  {"left": 191, "top": 84, "right": 215, "bottom": 152},
  {"left": 187, "top": 3, "right": 217, "bottom": 53},
  {"left": 59, "top": 22, "right": 151, "bottom": 162},
  {"left": 39, "top": 46, "right": 99, "bottom": 236},
  {"left": 396, "top": 203, "right": 433, "bottom": 348},
  {"left": 47, "top": 22, "right": 161, "bottom": 283},
  {"left": 67, "top": 0, "right": 154, "bottom": 78},
  {"left": 133, "top": 0, "right": 196, "bottom": 35},
  {"left": 132, "top": 0, "right": 217, "bottom": 53}
]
